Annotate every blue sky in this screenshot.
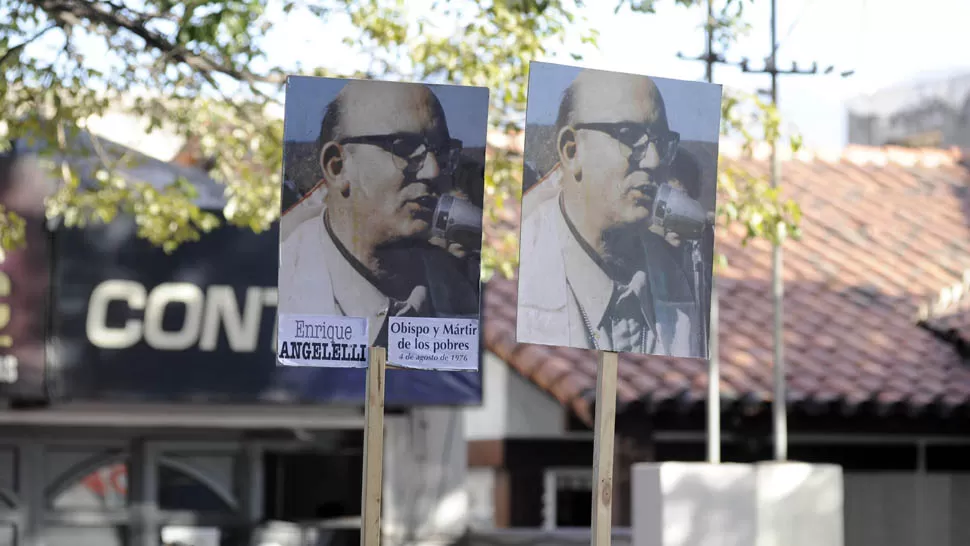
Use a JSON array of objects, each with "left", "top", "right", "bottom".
[
  {"left": 525, "top": 61, "right": 723, "bottom": 143},
  {"left": 282, "top": 76, "right": 490, "bottom": 146}
]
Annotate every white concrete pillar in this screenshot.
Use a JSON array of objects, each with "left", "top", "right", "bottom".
[
  {"left": 383, "top": 408, "right": 468, "bottom": 546},
  {"left": 632, "top": 462, "right": 844, "bottom": 546},
  {"left": 754, "top": 462, "right": 843, "bottom": 546},
  {"left": 633, "top": 462, "right": 757, "bottom": 546}
]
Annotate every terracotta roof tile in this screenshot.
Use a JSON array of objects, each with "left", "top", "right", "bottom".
[
  {"left": 482, "top": 145, "right": 970, "bottom": 425},
  {"left": 919, "top": 267, "right": 970, "bottom": 345}
]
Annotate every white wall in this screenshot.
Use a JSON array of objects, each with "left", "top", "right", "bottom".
[
  {"left": 463, "top": 351, "right": 564, "bottom": 440},
  {"left": 461, "top": 352, "right": 573, "bottom": 532},
  {"left": 384, "top": 407, "right": 469, "bottom": 546},
  {"left": 378, "top": 352, "right": 569, "bottom": 545},
  {"left": 465, "top": 467, "right": 496, "bottom": 530}
]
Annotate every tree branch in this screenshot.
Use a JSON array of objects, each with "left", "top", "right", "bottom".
[
  {"left": 102, "top": 0, "right": 177, "bottom": 24},
  {"left": 25, "top": 0, "right": 284, "bottom": 86},
  {"left": 0, "top": 22, "right": 58, "bottom": 67}
]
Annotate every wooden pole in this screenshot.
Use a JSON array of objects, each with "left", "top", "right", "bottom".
[
  {"left": 360, "top": 346, "right": 386, "bottom": 546},
  {"left": 591, "top": 350, "right": 618, "bottom": 546}
]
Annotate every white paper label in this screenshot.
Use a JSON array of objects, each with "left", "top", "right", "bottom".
[
  {"left": 277, "top": 313, "right": 369, "bottom": 368},
  {"left": 388, "top": 316, "right": 479, "bottom": 371}
]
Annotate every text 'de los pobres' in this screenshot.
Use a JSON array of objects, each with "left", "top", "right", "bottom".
[
  {"left": 277, "top": 314, "right": 369, "bottom": 368},
  {"left": 389, "top": 316, "right": 479, "bottom": 371}
]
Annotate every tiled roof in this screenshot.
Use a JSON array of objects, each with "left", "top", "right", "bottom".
[
  {"left": 482, "top": 144, "right": 970, "bottom": 425},
  {"left": 918, "top": 272, "right": 970, "bottom": 358}
]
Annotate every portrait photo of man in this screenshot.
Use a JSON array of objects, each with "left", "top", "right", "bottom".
[
  {"left": 278, "top": 76, "right": 488, "bottom": 353},
  {"left": 516, "top": 62, "right": 721, "bottom": 360}
]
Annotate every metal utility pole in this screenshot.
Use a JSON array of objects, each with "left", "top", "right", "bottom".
[
  {"left": 676, "top": 0, "right": 722, "bottom": 465},
  {"left": 768, "top": 0, "right": 786, "bottom": 462},
  {"left": 677, "top": 0, "right": 852, "bottom": 463},
  {"left": 703, "top": 0, "right": 720, "bottom": 465},
  {"left": 705, "top": 0, "right": 714, "bottom": 83}
]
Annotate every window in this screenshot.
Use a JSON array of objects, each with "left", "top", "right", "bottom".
[
  {"left": 542, "top": 468, "right": 592, "bottom": 530},
  {"left": 158, "top": 462, "right": 233, "bottom": 513},
  {"left": 0, "top": 449, "right": 16, "bottom": 495},
  {"left": 161, "top": 453, "right": 235, "bottom": 503},
  {"left": 46, "top": 449, "right": 127, "bottom": 511},
  {"left": 47, "top": 454, "right": 234, "bottom": 513},
  {"left": 263, "top": 451, "right": 361, "bottom": 522}
]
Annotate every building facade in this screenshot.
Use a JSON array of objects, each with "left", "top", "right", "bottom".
[
  {"left": 0, "top": 145, "right": 477, "bottom": 546},
  {"left": 468, "top": 143, "right": 970, "bottom": 546},
  {"left": 847, "top": 72, "right": 970, "bottom": 149}
]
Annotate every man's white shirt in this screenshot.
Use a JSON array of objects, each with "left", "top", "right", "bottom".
[
  {"left": 278, "top": 204, "right": 391, "bottom": 347},
  {"left": 517, "top": 166, "right": 696, "bottom": 358}
]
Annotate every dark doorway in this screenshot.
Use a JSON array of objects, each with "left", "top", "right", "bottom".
[{"left": 263, "top": 432, "right": 363, "bottom": 546}]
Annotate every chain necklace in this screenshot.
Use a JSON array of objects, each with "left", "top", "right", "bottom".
[{"left": 566, "top": 278, "right": 647, "bottom": 353}]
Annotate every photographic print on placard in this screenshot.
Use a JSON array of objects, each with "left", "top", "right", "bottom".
[
  {"left": 516, "top": 61, "right": 721, "bottom": 360},
  {"left": 277, "top": 75, "right": 488, "bottom": 371}
]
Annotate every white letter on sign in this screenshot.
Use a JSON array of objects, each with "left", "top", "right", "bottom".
[
  {"left": 199, "top": 286, "right": 264, "bottom": 352},
  {"left": 86, "top": 280, "right": 147, "bottom": 349},
  {"left": 143, "top": 283, "right": 204, "bottom": 350}
]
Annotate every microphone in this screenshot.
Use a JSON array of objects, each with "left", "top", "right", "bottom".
[
  {"left": 431, "top": 194, "right": 483, "bottom": 253},
  {"left": 650, "top": 183, "right": 711, "bottom": 241}
]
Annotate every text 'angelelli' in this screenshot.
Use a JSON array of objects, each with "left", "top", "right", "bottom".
[{"left": 277, "top": 340, "right": 367, "bottom": 363}]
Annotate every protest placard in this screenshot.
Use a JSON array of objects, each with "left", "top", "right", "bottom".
[
  {"left": 276, "top": 74, "right": 489, "bottom": 546},
  {"left": 516, "top": 61, "right": 721, "bottom": 361},
  {"left": 277, "top": 75, "right": 488, "bottom": 372},
  {"left": 517, "top": 61, "right": 723, "bottom": 546}
]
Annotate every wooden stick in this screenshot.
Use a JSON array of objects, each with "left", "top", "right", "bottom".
[
  {"left": 360, "top": 346, "right": 386, "bottom": 546},
  {"left": 592, "top": 350, "right": 618, "bottom": 546}
]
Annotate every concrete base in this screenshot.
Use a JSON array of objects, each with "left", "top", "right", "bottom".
[
  {"left": 755, "top": 461, "right": 843, "bottom": 546},
  {"left": 632, "top": 461, "right": 844, "bottom": 546}
]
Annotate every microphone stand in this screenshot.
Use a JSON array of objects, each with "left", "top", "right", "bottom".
[
  {"left": 652, "top": 182, "right": 712, "bottom": 357},
  {"left": 688, "top": 236, "right": 709, "bottom": 358}
]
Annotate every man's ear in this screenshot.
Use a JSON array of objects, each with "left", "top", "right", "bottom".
[
  {"left": 556, "top": 126, "right": 581, "bottom": 181},
  {"left": 319, "top": 142, "right": 351, "bottom": 197},
  {"left": 320, "top": 142, "right": 344, "bottom": 178}
]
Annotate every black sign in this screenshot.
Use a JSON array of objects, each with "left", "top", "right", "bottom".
[{"left": 50, "top": 215, "right": 482, "bottom": 407}]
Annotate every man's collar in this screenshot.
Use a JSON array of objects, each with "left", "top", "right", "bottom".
[
  {"left": 324, "top": 211, "right": 385, "bottom": 290},
  {"left": 318, "top": 212, "right": 389, "bottom": 319},
  {"left": 556, "top": 194, "right": 616, "bottom": 329}
]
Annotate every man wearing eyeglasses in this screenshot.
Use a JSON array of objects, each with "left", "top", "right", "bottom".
[
  {"left": 517, "top": 68, "right": 705, "bottom": 359},
  {"left": 279, "top": 80, "right": 481, "bottom": 349}
]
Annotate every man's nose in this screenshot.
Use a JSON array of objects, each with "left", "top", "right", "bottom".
[
  {"left": 638, "top": 142, "right": 661, "bottom": 169},
  {"left": 415, "top": 151, "right": 441, "bottom": 180}
]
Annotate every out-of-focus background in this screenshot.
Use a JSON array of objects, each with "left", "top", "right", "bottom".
[{"left": 3, "top": 0, "right": 970, "bottom": 545}]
